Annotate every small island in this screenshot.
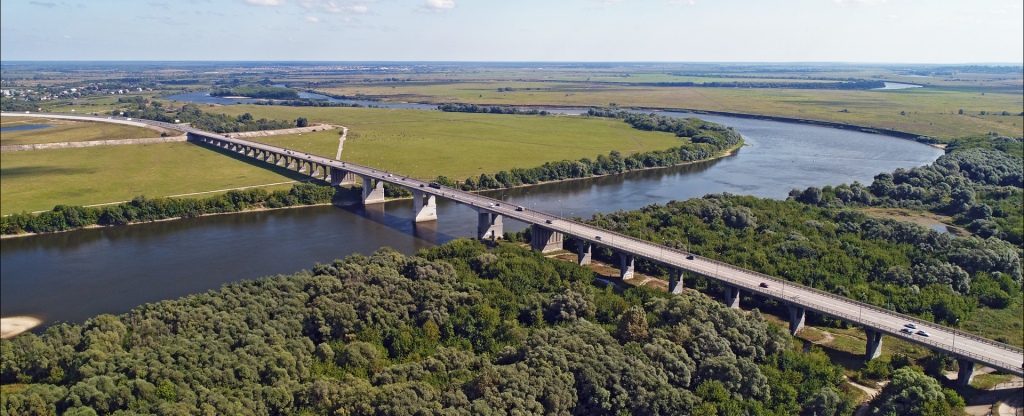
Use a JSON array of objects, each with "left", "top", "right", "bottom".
[{"left": 209, "top": 85, "right": 299, "bottom": 100}]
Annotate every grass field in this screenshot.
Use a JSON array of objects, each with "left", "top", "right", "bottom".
[
  {"left": 316, "top": 82, "right": 1023, "bottom": 139},
  {"left": 0, "top": 141, "right": 314, "bottom": 214},
  {"left": 211, "top": 106, "right": 688, "bottom": 181},
  {"left": 1, "top": 116, "right": 159, "bottom": 146}
]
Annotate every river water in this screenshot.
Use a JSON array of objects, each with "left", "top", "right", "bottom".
[{"left": 0, "top": 110, "right": 944, "bottom": 327}]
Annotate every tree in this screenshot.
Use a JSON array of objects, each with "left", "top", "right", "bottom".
[{"left": 296, "top": 117, "right": 309, "bottom": 127}]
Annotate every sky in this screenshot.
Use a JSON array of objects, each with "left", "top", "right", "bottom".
[{"left": 1, "top": 0, "right": 1021, "bottom": 63}]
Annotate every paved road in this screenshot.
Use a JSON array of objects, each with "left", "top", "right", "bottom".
[{"left": 7, "top": 111, "right": 1023, "bottom": 377}]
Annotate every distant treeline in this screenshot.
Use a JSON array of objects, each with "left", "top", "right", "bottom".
[
  {"left": 439, "top": 103, "right": 549, "bottom": 115},
  {"left": 1, "top": 183, "right": 337, "bottom": 236},
  {"left": 639, "top": 80, "right": 887, "bottom": 90},
  {"left": 209, "top": 85, "right": 299, "bottom": 99},
  {"left": 115, "top": 103, "right": 295, "bottom": 134},
  {"left": 253, "top": 98, "right": 362, "bottom": 108},
  {"left": 431, "top": 113, "right": 741, "bottom": 192}
]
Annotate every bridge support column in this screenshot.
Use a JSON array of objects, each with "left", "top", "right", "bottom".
[
  {"left": 287, "top": 158, "right": 296, "bottom": 169},
  {"left": 668, "top": 269, "right": 684, "bottom": 294},
  {"left": 576, "top": 240, "right": 592, "bottom": 265},
  {"left": 412, "top": 191, "right": 437, "bottom": 222},
  {"left": 330, "top": 168, "right": 357, "bottom": 186},
  {"left": 531, "top": 225, "right": 563, "bottom": 253},
  {"left": 359, "top": 175, "right": 385, "bottom": 205},
  {"left": 723, "top": 285, "right": 740, "bottom": 309},
  {"left": 865, "top": 329, "right": 883, "bottom": 360},
  {"left": 956, "top": 358, "right": 975, "bottom": 387},
  {"left": 247, "top": 148, "right": 255, "bottom": 157},
  {"left": 618, "top": 253, "right": 635, "bottom": 280},
  {"left": 478, "top": 212, "right": 503, "bottom": 240},
  {"left": 788, "top": 305, "right": 806, "bottom": 335}
]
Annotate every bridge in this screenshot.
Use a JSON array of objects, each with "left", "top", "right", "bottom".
[{"left": 7, "top": 111, "right": 1023, "bottom": 383}]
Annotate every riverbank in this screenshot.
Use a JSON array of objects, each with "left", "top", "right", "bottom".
[
  {"left": 1, "top": 141, "right": 743, "bottom": 239},
  {"left": 1, "top": 316, "right": 41, "bottom": 339}
]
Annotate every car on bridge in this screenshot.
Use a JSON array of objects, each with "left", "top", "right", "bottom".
[
  {"left": 905, "top": 323, "right": 917, "bottom": 329},
  {"left": 900, "top": 328, "right": 914, "bottom": 334},
  {"left": 759, "top": 282, "right": 769, "bottom": 288},
  {"left": 516, "top": 206, "right": 523, "bottom": 211},
  {"left": 546, "top": 219, "right": 554, "bottom": 224},
  {"left": 917, "top": 330, "right": 930, "bottom": 337},
  {"left": 429, "top": 182, "right": 442, "bottom": 189}
]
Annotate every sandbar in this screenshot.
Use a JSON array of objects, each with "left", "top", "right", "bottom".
[{"left": 1, "top": 316, "right": 42, "bottom": 339}]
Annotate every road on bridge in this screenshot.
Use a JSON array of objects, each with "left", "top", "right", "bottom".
[{"left": 6, "top": 111, "right": 1022, "bottom": 378}]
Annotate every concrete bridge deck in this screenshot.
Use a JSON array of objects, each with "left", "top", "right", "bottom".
[{"left": 7, "top": 111, "right": 1021, "bottom": 381}]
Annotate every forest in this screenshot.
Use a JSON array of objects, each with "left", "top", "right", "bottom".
[
  {"left": 439, "top": 103, "right": 549, "bottom": 115},
  {"left": 252, "top": 99, "right": 362, "bottom": 108},
  {"left": 114, "top": 103, "right": 296, "bottom": 134},
  {"left": 0, "top": 183, "right": 337, "bottom": 236},
  {"left": 0, "top": 240, "right": 966, "bottom": 415},
  {"left": 209, "top": 86, "right": 299, "bottom": 100}
]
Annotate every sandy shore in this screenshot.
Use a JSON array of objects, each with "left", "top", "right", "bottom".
[{"left": 1, "top": 316, "right": 42, "bottom": 339}]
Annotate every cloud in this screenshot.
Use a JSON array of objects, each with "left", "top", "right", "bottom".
[
  {"left": 242, "top": 0, "right": 286, "bottom": 5},
  {"left": 29, "top": 1, "right": 56, "bottom": 7},
  {"left": 417, "top": 0, "right": 454, "bottom": 13},
  {"left": 664, "top": 0, "right": 695, "bottom": 5},
  {"left": 304, "top": 16, "right": 320, "bottom": 22},
  {"left": 148, "top": 2, "right": 169, "bottom": 7},
  {"left": 300, "top": 0, "right": 373, "bottom": 14},
  {"left": 63, "top": 34, "right": 71, "bottom": 38}
]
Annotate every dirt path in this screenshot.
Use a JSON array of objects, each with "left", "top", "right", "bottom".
[
  {"left": 1, "top": 316, "right": 41, "bottom": 339},
  {"left": 336, "top": 126, "right": 349, "bottom": 159}
]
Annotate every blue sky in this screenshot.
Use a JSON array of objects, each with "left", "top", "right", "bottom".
[{"left": 1, "top": 0, "right": 1021, "bottom": 62}]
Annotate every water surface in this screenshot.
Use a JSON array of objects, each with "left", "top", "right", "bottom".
[
  {"left": 1, "top": 124, "right": 57, "bottom": 132},
  {"left": 1, "top": 114, "right": 944, "bottom": 326}
]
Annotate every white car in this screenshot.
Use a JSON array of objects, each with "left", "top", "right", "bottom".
[
  {"left": 905, "top": 323, "right": 917, "bottom": 329},
  {"left": 916, "top": 330, "right": 930, "bottom": 337}
]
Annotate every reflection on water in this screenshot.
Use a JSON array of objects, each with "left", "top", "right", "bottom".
[
  {"left": 1, "top": 124, "right": 58, "bottom": 132},
  {"left": 1, "top": 114, "right": 944, "bottom": 327}
]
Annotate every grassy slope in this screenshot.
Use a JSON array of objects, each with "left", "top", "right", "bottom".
[
  {"left": 1, "top": 116, "right": 158, "bottom": 146},
  {"left": 0, "top": 142, "right": 311, "bottom": 214},
  {"left": 318, "top": 82, "right": 1024, "bottom": 139},
  {"left": 211, "top": 106, "right": 687, "bottom": 181}
]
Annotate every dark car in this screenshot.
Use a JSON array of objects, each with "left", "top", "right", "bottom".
[
  {"left": 686, "top": 255, "right": 695, "bottom": 260},
  {"left": 759, "top": 282, "right": 769, "bottom": 288},
  {"left": 546, "top": 219, "right": 553, "bottom": 224},
  {"left": 515, "top": 207, "right": 524, "bottom": 211},
  {"left": 429, "top": 182, "right": 442, "bottom": 189}
]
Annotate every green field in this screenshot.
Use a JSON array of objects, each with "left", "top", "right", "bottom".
[
  {"left": 1, "top": 107, "right": 692, "bottom": 213},
  {"left": 212, "top": 106, "right": 688, "bottom": 181},
  {"left": 317, "top": 82, "right": 1023, "bottom": 139},
  {"left": 1, "top": 116, "right": 160, "bottom": 146},
  {"left": 0, "top": 141, "right": 314, "bottom": 214}
]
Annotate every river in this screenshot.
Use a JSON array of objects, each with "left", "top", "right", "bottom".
[{"left": 0, "top": 110, "right": 945, "bottom": 328}]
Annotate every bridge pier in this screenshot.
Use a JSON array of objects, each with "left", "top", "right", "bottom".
[
  {"left": 477, "top": 212, "right": 503, "bottom": 240},
  {"left": 956, "top": 358, "right": 976, "bottom": 387},
  {"left": 788, "top": 305, "right": 806, "bottom": 335},
  {"left": 330, "top": 168, "right": 357, "bottom": 186},
  {"left": 412, "top": 191, "right": 437, "bottom": 222},
  {"left": 865, "top": 329, "right": 883, "bottom": 360},
  {"left": 668, "top": 269, "right": 684, "bottom": 294},
  {"left": 723, "top": 285, "right": 740, "bottom": 309},
  {"left": 576, "top": 240, "right": 592, "bottom": 265},
  {"left": 618, "top": 253, "right": 635, "bottom": 280},
  {"left": 531, "top": 225, "right": 563, "bottom": 253},
  {"left": 359, "top": 175, "right": 385, "bottom": 204}
]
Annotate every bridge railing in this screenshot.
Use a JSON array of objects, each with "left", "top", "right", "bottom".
[{"left": 520, "top": 206, "right": 1024, "bottom": 362}]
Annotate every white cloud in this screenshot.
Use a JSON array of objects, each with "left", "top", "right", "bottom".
[
  {"left": 304, "top": 16, "right": 320, "bottom": 22},
  {"left": 28, "top": 1, "right": 56, "bottom": 7},
  {"left": 664, "top": 0, "right": 695, "bottom": 5},
  {"left": 418, "top": 0, "right": 455, "bottom": 12},
  {"left": 242, "top": 0, "right": 286, "bottom": 6},
  {"left": 300, "top": 0, "right": 373, "bottom": 14},
  {"left": 63, "top": 34, "right": 71, "bottom": 38}
]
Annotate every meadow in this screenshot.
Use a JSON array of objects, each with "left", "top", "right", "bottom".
[
  {"left": 0, "top": 116, "right": 159, "bottom": 146},
  {"left": 212, "top": 106, "right": 688, "bottom": 180},
  {"left": 0, "top": 141, "right": 311, "bottom": 214},
  {"left": 316, "top": 82, "right": 1023, "bottom": 139},
  {"left": 1, "top": 107, "right": 690, "bottom": 213}
]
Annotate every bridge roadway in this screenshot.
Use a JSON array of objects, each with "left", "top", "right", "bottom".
[{"left": 8, "top": 111, "right": 1023, "bottom": 381}]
